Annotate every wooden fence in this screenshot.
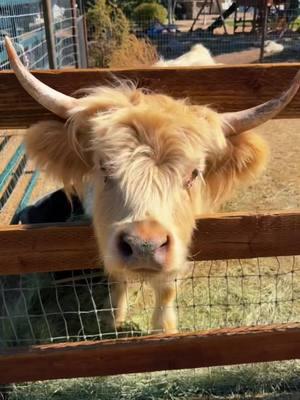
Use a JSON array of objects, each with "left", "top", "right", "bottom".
[{"left": 0, "top": 64, "right": 300, "bottom": 384}]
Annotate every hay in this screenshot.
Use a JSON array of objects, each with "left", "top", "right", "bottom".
[{"left": 109, "top": 34, "right": 159, "bottom": 68}]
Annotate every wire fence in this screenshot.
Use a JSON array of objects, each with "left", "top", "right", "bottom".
[
  {"left": 1, "top": 255, "right": 300, "bottom": 347},
  {"left": 150, "top": 1, "right": 300, "bottom": 63},
  {"left": 1, "top": 1, "right": 299, "bottom": 72},
  {"left": 138, "top": 9, "right": 300, "bottom": 64},
  {"left": 85, "top": 1, "right": 300, "bottom": 68},
  {"left": 0, "top": 0, "right": 82, "bottom": 70},
  {"left": 1, "top": 129, "right": 300, "bottom": 348}
]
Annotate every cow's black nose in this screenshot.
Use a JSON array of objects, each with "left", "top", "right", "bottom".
[{"left": 117, "top": 232, "right": 169, "bottom": 260}]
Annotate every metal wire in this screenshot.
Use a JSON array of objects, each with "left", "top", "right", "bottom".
[
  {"left": 0, "top": 255, "right": 300, "bottom": 347},
  {"left": 86, "top": 1, "right": 300, "bottom": 67},
  {"left": 0, "top": 0, "right": 79, "bottom": 70}
]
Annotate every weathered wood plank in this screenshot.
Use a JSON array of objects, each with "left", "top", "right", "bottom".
[
  {"left": 0, "top": 210, "right": 299, "bottom": 275},
  {"left": 0, "top": 130, "right": 26, "bottom": 137},
  {"left": 0, "top": 171, "right": 33, "bottom": 225},
  {"left": 0, "top": 323, "right": 299, "bottom": 384},
  {"left": 1, "top": 64, "right": 300, "bottom": 128},
  {"left": 0, "top": 136, "right": 23, "bottom": 174},
  {"left": 0, "top": 222, "right": 98, "bottom": 274},
  {"left": 25, "top": 172, "right": 59, "bottom": 204},
  {"left": 0, "top": 136, "right": 10, "bottom": 152},
  {"left": 0, "top": 154, "right": 27, "bottom": 212},
  {"left": 189, "top": 210, "right": 300, "bottom": 261}
]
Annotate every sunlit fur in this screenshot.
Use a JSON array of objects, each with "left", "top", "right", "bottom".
[
  {"left": 155, "top": 44, "right": 218, "bottom": 67},
  {"left": 25, "top": 81, "right": 268, "bottom": 333}
]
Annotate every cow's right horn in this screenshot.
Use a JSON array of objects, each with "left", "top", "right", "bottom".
[
  {"left": 221, "top": 70, "right": 300, "bottom": 136},
  {"left": 5, "top": 36, "right": 77, "bottom": 119}
]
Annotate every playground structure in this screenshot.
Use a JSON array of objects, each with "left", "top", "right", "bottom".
[{"left": 189, "top": 0, "right": 299, "bottom": 35}]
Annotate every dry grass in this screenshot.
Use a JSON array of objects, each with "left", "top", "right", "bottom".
[
  {"left": 109, "top": 34, "right": 159, "bottom": 68},
  {"left": 9, "top": 363, "right": 300, "bottom": 399},
  {"left": 225, "top": 119, "right": 300, "bottom": 212}
]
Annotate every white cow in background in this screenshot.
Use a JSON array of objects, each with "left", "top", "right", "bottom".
[
  {"left": 155, "top": 40, "right": 284, "bottom": 67},
  {"left": 155, "top": 44, "right": 217, "bottom": 67}
]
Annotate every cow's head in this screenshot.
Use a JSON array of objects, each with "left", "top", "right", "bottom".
[{"left": 6, "top": 37, "right": 300, "bottom": 279}]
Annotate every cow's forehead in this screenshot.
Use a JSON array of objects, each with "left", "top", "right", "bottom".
[
  {"left": 91, "top": 99, "right": 209, "bottom": 152},
  {"left": 85, "top": 86, "right": 227, "bottom": 174},
  {"left": 92, "top": 111, "right": 203, "bottom": 172}
]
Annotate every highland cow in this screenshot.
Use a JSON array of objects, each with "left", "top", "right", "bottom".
[{"left": 5, "top": 37, "right": 300, "bottom": 333}]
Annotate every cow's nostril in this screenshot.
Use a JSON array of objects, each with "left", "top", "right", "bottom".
[
  {"left": 118, "top": 234, "right": 133, "bottom": 258},
  {"left": 117, "top": 229, "right": 171, "bottom": 265},
  {"left": 159, "top": 235, "right": 170, "bottom": 249}
]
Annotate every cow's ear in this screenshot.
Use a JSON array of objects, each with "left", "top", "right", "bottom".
[
  {"left": 25, "top": 121, "right": 93, "bottom": 188},
  {"left": 204, "top": 132, "right": 269, "bottom": 209}
]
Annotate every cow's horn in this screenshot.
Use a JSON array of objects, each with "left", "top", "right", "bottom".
[
  {"left": 5, "top": 36, "right": 77, "bottom": 119},
  {"left": 221, "top": 70, "right": 300, "bottom": 136}
]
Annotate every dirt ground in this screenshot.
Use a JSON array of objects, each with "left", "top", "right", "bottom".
[
  {"left": 225, "top": 118, "right": 300, "bottom": 212},
  {"left": 155, "top": 18, "right": 300, "bottom": 64}
]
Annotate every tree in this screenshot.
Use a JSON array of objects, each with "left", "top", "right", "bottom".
[
  {"left": 112, "top": 0, "right": 162, "bottom": 18},
  {"left": 87, "top": 0, "right": 130, "bottom": 67},
  {"left": 133, "top": 2, "right": 168, "bottom": 27}
]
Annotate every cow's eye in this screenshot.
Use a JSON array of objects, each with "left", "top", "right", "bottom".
[
  {"left": 98, "top": 162, "right": 109, "bottom": 184},
  {"left": 184, "top": 168, "right": 201, "bottom": 189},
  {"left": 102, "top": 169, "right": 110, "bottom": 184},
  {"left": 191, "top": 168, "right": 199, "bottom": 180}
]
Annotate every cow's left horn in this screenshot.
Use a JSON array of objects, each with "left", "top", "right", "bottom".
[
  {"left": 221, "top": 70, "right": 300, "bottom": 136},
  {"left": 5, "top": 36, "right": 77, "bottom": 119}
]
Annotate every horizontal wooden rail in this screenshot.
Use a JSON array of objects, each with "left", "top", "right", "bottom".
[
  {"left": 1, "top": 64, "right": 300, "bottom": 127},
  {"left": 0, "top": 129, "right": 26, "bottom": 136},
  {"left": 0, "top": 210, "right": 300, "bottom": 275},
  {"left": 0, "top": 323, "right": 300, "bottom": 384}
]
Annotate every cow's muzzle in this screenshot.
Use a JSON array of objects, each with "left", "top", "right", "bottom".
[{"left": 115, "top": 220, "right": 172, "bottom": 272}]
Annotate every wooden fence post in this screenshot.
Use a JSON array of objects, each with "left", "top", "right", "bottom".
[
  {"left": 259, "top": 0, "right": 268, "bottom": 63},
  {"left": 42, "top": 0, "right": 57, "bottom": 69},
  {"left": 71, "top": 0, "right": 79, "bottom": 68}
]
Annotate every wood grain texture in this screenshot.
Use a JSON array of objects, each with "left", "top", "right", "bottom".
[
  {"left": 0, "top": 172, "right": 32, "bottom": 225},
  {"left": 0, "top": 130, "right": 26, "bottom": 137},
  {"left": 0, "top": 222, "right": 98, "bottom": 275},
  {"left": 0, "top": 154, "right": 26, "bottom": 208},
  {"left": 0, "top": 210, "right": 300, "bottom": 275},
  {"left": 190, "top": 210, "right": 300, "bottom": 261},
  {"left": 0, "top": 136, "right": 23, "bottom": 173},
  {"left": 1, "top": 64, "right": 300, "bottom": 128},
  {"left": 0, "top": 323, "right": 300, "bottom": 384}
]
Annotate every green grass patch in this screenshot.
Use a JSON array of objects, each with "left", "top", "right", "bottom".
[{"left": 10, "top": 362, "right": 300, "bottom": 399}]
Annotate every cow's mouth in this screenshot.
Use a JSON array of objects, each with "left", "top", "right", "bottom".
[{"left": 129, "top": 266, "right": 161, "bottom": 274}]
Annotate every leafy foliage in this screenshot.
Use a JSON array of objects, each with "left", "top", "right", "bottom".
[
  {"left": 133, "top": 2, "right": 168, "bottom": 26},
  {"left": 112, "top": 0, "right": 163, "bottom": 18},
  {"left": 87, "top": 0, "right": 159, "bottom": 68}
]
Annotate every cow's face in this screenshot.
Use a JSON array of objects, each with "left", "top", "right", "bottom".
[
  {"left": 86, "top": 91, "right": 228, "bottom": 277},
  {"left": 25, "top": 85, "right": 268, "bottom": 278}
]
